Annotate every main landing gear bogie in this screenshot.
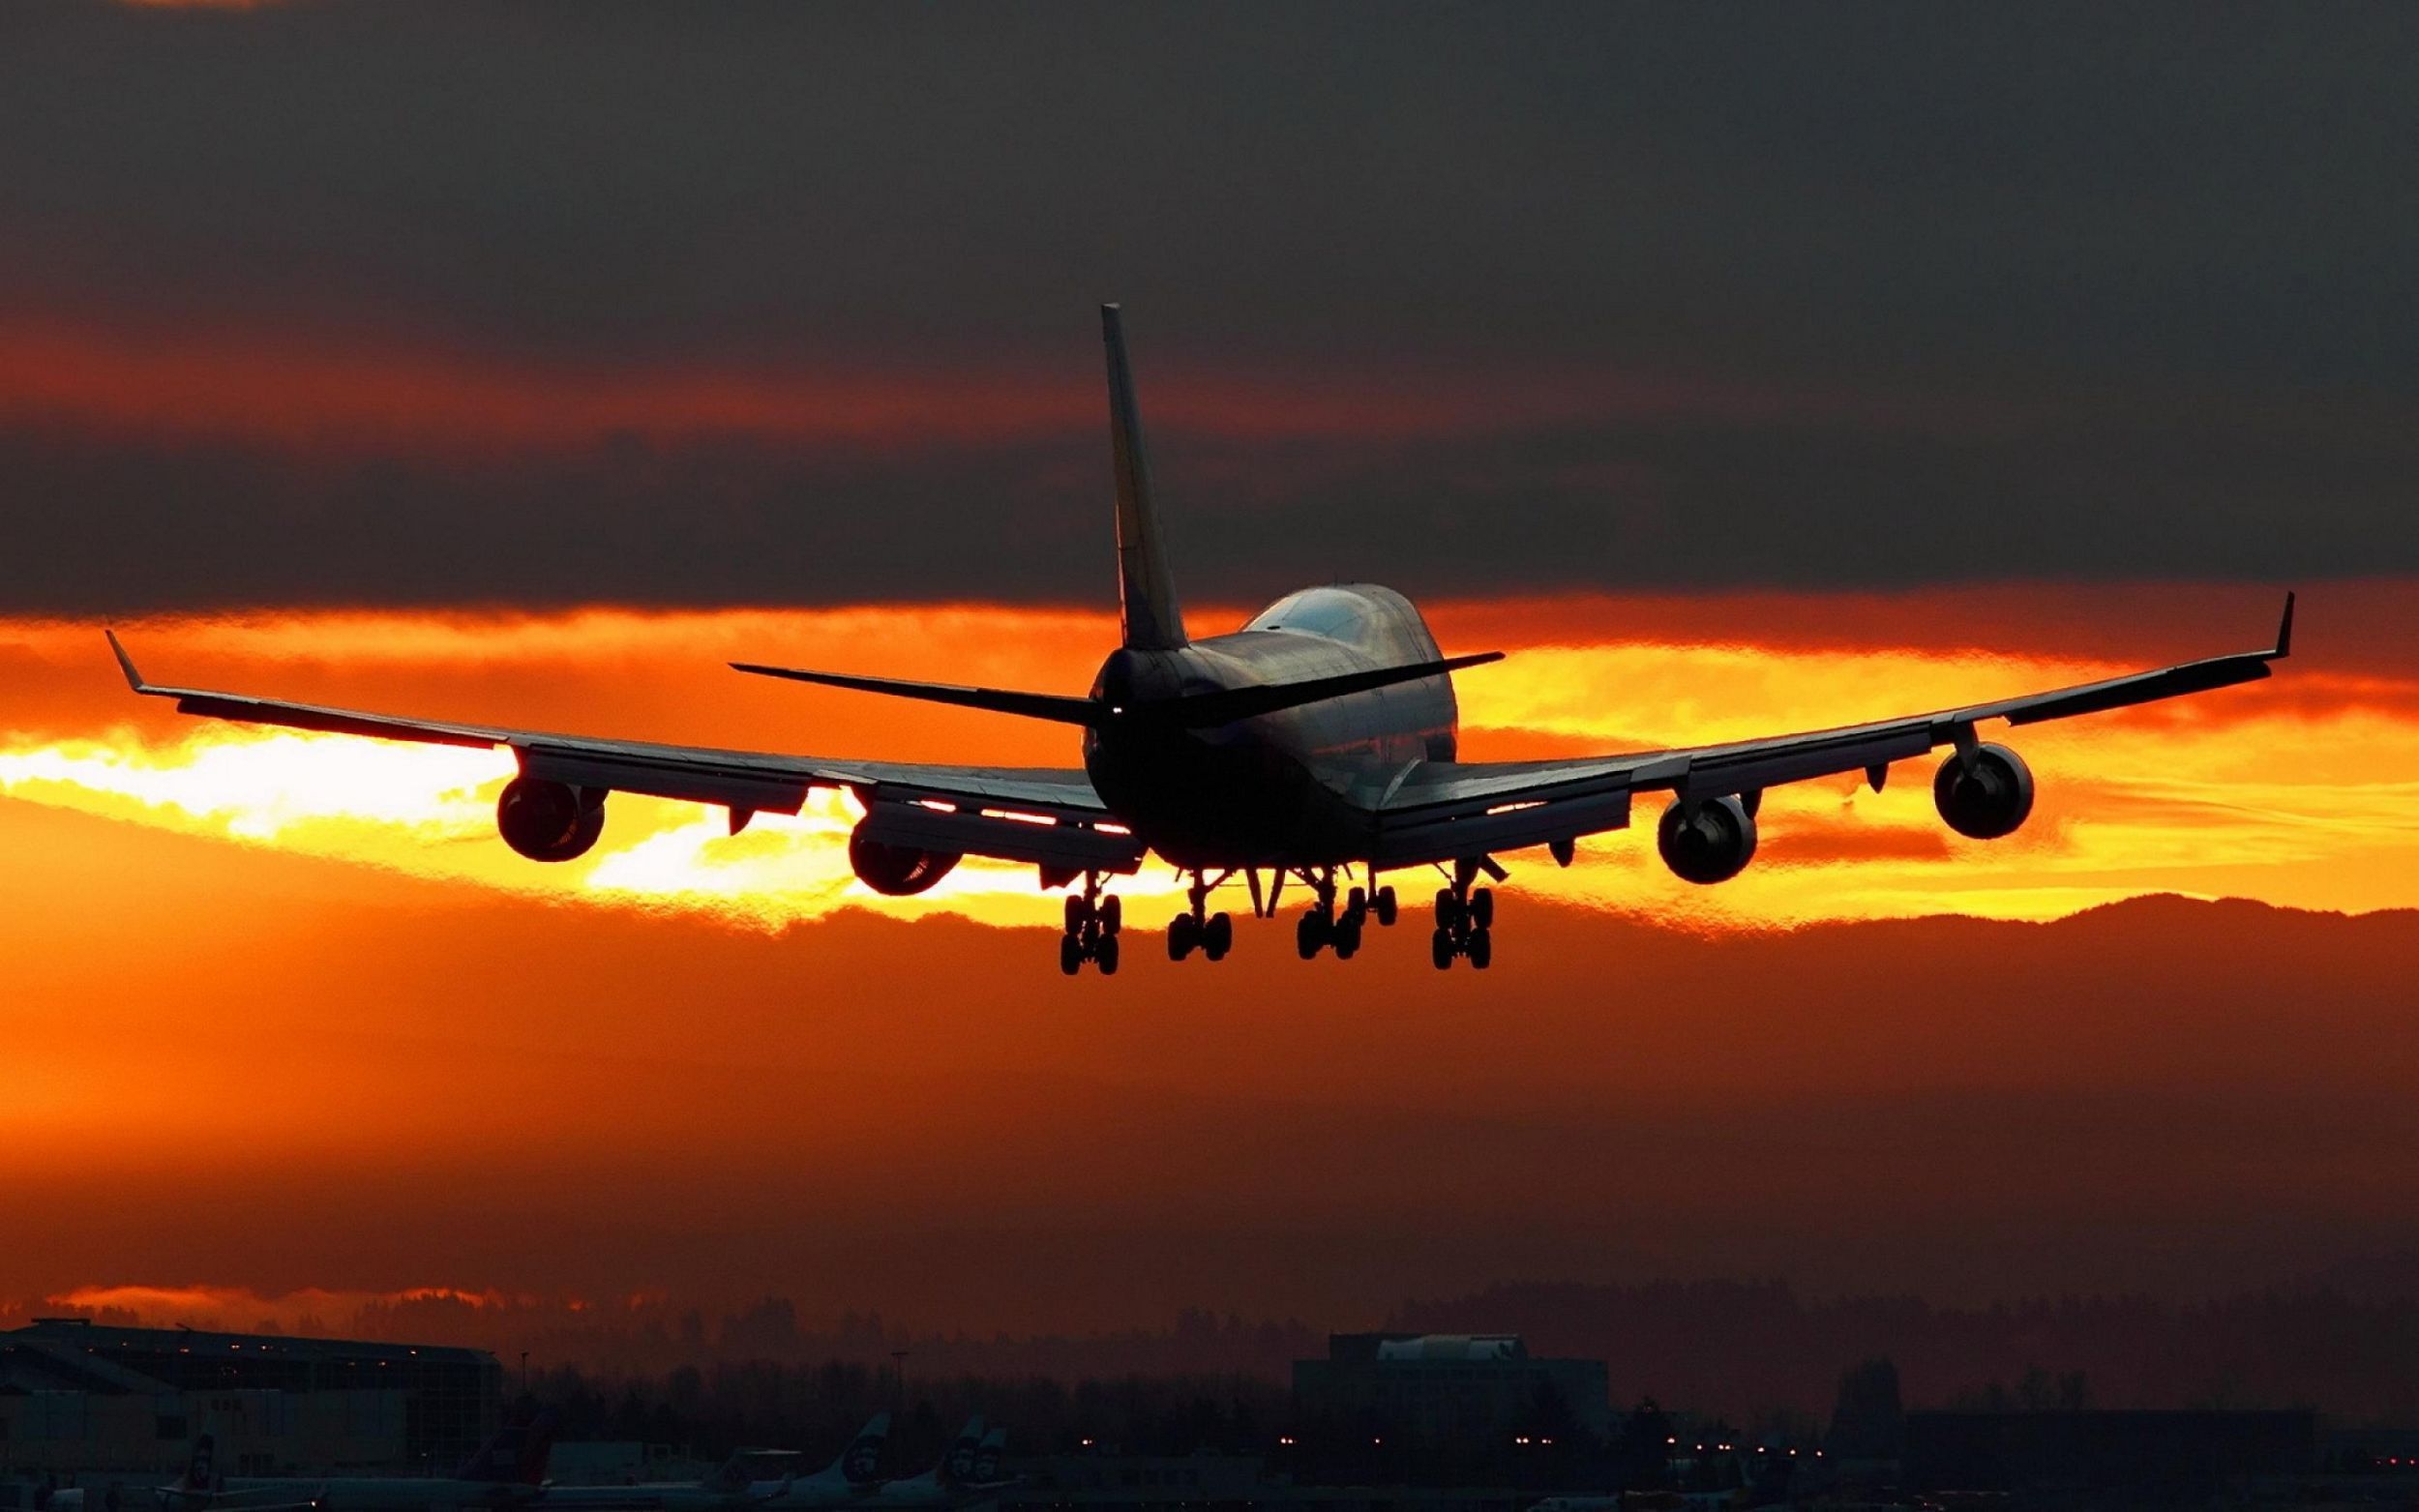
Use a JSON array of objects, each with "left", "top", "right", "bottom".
[
  {"left": 1430, "top": 864, "right": 1497, "bottom": 970},
  {"left": 1060, "top": 875, "right": 1123, "bottom": 976},
  {"left": 1291, "top": 871, "right": 1396, "bottom": 961},
  {"left": 1165, "top": 869, "right": 1238, "bottom": 964}
]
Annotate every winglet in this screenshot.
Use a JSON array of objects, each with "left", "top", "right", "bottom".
[
  {"left": 2275, "top": 590, "right": 2295, "bottom": 659},
  {"left": 105, "top": 629, "right": 152, "bottom": 693}
]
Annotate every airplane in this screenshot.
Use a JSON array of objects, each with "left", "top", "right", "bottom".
[
  {"left": 535, "top": 1415, "right": 887, "bottom": 1512},
  {"left": 964, "top": 1432, "right": 1006, "bottom": 1495},
  {"left": 156, "top": 1413, "right": 553, "bottom": 1512},
  {"left": 753, "top": 1416, "right": 889, "bottom": 1508},
  {"left": 848, "top": 1417, "right": 980, "bottom": 1510},
  {"left": 106, "top": 306, "right": 2296, "bottom": 975}
]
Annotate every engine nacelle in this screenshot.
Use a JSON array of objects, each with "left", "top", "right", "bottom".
[
  {"left": 1933, "top": 742, "right": 2036, "bottom": 840},
  {"left": 1657, "top": 794, "right": 1758, "bottom": 885},
  {"left": 848, "top": 827, "right": 961, "bottom": 896},
  {"left": 496, "top": 775, "right": 606, "bottom": 862}
]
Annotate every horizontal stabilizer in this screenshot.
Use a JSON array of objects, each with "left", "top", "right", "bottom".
[
  {"left": 732, "top": 652, "right": 1504, "bottom": 729},
  {"left": 1153, "top": 652, "right": 1503, "bottom": 726},
  {"left": 729, "top": 664, "right": 1103, "bottom": 726}
]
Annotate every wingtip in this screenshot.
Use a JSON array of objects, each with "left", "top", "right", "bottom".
[
  {"left": 105, "top": 628, "right": 148, "bottom": 693},
  {"left": 2276, "top": 590, "right": 2296, "bottom": 658}
]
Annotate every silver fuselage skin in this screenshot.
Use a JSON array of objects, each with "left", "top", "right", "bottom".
[{"left": 1084, "top": 582, "right": 1455, "bottom": 868}]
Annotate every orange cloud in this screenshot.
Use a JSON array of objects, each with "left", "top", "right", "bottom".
[
  {"left": 0, "top": 589, "right": 2406, "bottom": 936},
  {"left": 0, "top": 320, "right": 1998, "bottom": 453}
]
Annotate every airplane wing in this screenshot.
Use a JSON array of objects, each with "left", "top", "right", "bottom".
[
  {"left": 107, "top": 635, "right": 1144, "bottom": 875},
  {"left": 1366, "top": 594, "right": 2293, "bottom": 868}
]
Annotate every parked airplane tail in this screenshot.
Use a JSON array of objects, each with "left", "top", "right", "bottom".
[
  {"left": 179, "top": 1433, "right": 219, "bottom": 1494},
  {"left": 455, "top": 1408, "right": 557, "bottom": 1485},
  {"left": 937, "top": 1417, "right": 985, "bottom": 1488},
  {"left": 1101, "top": 304, "right": 1188, "bottom": 653},
  {"left": 832, "top": 1413, "right": 890, "bottom": 1486},
  {"left": 970, "top": 1430, "right": 1006, "bottom": 1487}
]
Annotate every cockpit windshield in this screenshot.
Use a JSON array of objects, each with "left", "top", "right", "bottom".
[{"left": 1245, "top": 588, "right": 1379, "bottom": 646}]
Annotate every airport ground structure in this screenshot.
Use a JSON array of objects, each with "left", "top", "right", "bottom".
[
  {"left": 14, "top": 1319, "right": 2419, "bottom": 1509},
  {"left": 0, "top": 1319, "right": 501, "bottom": 1477}
]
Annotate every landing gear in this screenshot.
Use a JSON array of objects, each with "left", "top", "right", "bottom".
[
  {"left": 1429, "top": 860, "right": 1499, "bottom": 970},
  {"left": 1292, "top": 867, "right": 1371, "bottom": 960},
  {"left": 1060, "top": 873, "right": 1122, "bottom": 975},
  {"left": 1167, "top": 871, "right": 1235, "bottom": 963}
]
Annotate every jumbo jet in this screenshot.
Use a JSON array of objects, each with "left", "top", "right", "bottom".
[{"left": 108, "top": 307, "right": 2294, "bottom": 975}]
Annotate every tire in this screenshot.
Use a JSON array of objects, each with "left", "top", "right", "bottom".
[
  {"left": 1204, "top": 912, "right": 1233, "bottom": 960},
  {"left": 1470, "top": 886, "right": 1494, "bottom": 929},
  {"left": 1335, "top": 918, "right": 1362, "bottom": 960},
  {"left": 1059, "top": 934, "right": 1084, "bottom": 976},
  {"left": 1100, "top": 895, "right": 1122, "bottom": 935},
  {"left": 1297, "top": 911, "right": 1326, "bottom": 960},
  {"left": 1374, "top": 885, "right": 1398, "bottom": 927},
  {"left": 1096, "top": 933, "right": 1120, "bottom": 976},
  {"left": 1064, "top": 894, "right": 1091, "bottom": 934},
  {"left": 1168, "top": 914, "right": 1197, "bottom": 962},
  {"left": 1467, "top": 926, "right": 1493, "bottom": 970},
  {"left": 1347, "top": 885, "right": 1367, "bottom": 918},
  {"left": 1435, "top": 887, "right": 1463, "bottom": 933},
  {"left": 1430, "top": 927, "right": 1455, "bottom": 970}
]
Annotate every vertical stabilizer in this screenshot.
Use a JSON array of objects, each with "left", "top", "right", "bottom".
[{"left": 1102, "top": 304, "right": 1189, "bottom": 650}]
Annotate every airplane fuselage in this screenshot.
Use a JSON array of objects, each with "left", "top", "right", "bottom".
[{"left": 1084, "top": 583, "right": 1456, "bottom": 868}]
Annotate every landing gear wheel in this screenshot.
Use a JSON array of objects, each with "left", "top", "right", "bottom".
[
  {"left": 1059, "top": 934, "right": 1083, "bottom": 976},
  {"left": 1430, "top": 927, "right": 1455, "bottom": 970},
  {"left": 1346, "top": 885, "right": 1367, "bottom": 918},
  {"left": 1203, "top": 911, "right": 1233, "bottom": 961},
  {"left": 1435, "top": 887, "right": 1464, "bottom": 933},
  {"left": 1470, "top": 886, "right": 1494, "bottom": 930},
  {"left": 1095, "top": 933, "right": 1120, "bottom": 975},
  {"left": 1467, "top": 926, "right": 1493, "bottom": 969},
  {"left": 1168, "top": 913, "right": 1199, "bottom": 962},
  {"left": 1335, "top": 916, "right": 1363, "bottom": 960},
  {"left": 1374, "top": 885, "right": 1398, "bottom": 926},
  {"left": 1297, "top": 910, "right": 1327, "bottom": 960},
  {"left": 1064, "top": 894, "right": 1091, "bottom": 934},
  {"left": 1100, "top": 895, "right": 1122, "bottom": 935}
]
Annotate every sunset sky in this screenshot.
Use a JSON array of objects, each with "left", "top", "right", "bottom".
[{"left": 3, "top": 1, "right": 2417, "bottom": 1344}]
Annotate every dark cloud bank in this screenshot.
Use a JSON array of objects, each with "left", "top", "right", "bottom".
[{"left": 3, "top": 2, "right": 2414, "bottom": 611}]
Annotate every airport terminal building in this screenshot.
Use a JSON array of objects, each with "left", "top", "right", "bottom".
[
  {"left": 0, "top": 1319, "right": 502, "bottom": 1476},
  {"left": 1292, "top": 1334, "right": 1612, "bottom": 1443}
]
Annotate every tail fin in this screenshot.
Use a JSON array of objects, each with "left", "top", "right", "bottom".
[
  {"left": 455, "top": 1409, "right": 556, "bottom": 1485},
  {"left": 831, "top": 1413, "right": 889, "bottom": 1486},
  {"left": 971, "top": 1429, "right": 1006, "bottom": 1487},
  {"left": 1102, "top": 304, "right": 1188, "bottom": 651},
  {"left": 180, "top": 1434, "right": 217, "bottom": 1494},
  {"left": 938, "top": 1417, "right": 985, "bottom": 1488}
]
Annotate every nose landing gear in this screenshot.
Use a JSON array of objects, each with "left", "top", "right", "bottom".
[{"left": 1060, "top": 873, "right": 1122, "bottom": 975}]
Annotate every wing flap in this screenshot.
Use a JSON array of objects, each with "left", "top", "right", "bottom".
[{"left": 856, "top": 799, "right": 1144, "bottom": 874}]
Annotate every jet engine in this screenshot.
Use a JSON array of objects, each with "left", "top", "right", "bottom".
[
  {"left": 1932, "top": 742, "right": 2036, "bottom": 839},
  {"left": 848, "top": 827, "right": 961, "bottom": 896},
  {"left": 496, "top": 775, "right": 606, "bottom": 862},
  {"left": 1657, "top": 794, "right": 1758, "bottom": 884}
]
